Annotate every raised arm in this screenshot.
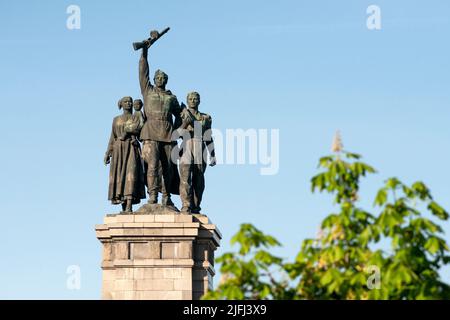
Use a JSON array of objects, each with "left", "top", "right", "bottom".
[{"left": 139, "top": 46, "right": 153, "bottom": 95}]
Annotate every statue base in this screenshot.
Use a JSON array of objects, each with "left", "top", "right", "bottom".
[
  {"left": 136, "top": 203, "right": 180, "bottom": 214},
  {"left": 95, "top": 212, "right": 221, "bottom": 300}
]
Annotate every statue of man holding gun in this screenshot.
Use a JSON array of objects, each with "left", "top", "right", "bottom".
[{"left": 135, "top": 28, "right": 182, "bottom": 206}]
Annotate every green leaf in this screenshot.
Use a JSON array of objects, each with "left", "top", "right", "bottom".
[
  {"left": 386, "top": 177, "right": 401, "bottom": 189},
  {"left": 425, "top": 237, "right": 440, "bottom": 255},
  {"left": 374, "top": 188, "right": 388, "bottom": 206},
  {"left": 318, "top": 156, "right": 333, "bottom": 168},
  {"left": 350, "top": 272, "right": 367, "bottom": 286},
  {"left": 332, "top": 246, "right": 345, "bottom": 262},
  {"left": 254, "top": 250, "right": 283, "bottom": 265},
  {"left": 428, "top": 201, "right": 449, "bottom": 220},
  {"left": 345, "top": 152, "right": 362, "bottom": 159},
  {"left": 320, "top": 269, "right": 334, "bottom": 286},
  {"left": 411, "top": 181, "right": 430, "bottom": 200},
  {"left": 260, "top": 285, "right": 271, "bottom": 299},
  {"left": 359, "top": 226, "right": 372, "bottom": 246}
]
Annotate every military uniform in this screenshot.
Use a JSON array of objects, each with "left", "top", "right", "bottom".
[
  {"left": 179, "top": 107, "right": 215, "bottom": 213},
  {"left": 139, "top": 53, "right": 182, "bottom": 202}
]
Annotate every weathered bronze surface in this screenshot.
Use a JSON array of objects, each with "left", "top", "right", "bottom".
[
  {"left": 178, "top": 92, "right": 216, "bottom": 213},
  {"left": 104, "top": 97, "right": 146, "bottom": 212},
  {"left": 104, "top": 28, "right": 215, "bottom": 214}
]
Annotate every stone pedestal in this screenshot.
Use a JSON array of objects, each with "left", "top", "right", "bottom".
[{"left": 95, "top": 212, "right": 221, "bottom": 300}]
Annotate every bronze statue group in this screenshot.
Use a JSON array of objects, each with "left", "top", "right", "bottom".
[{"left": 104, "top": 30, "right": 216, "bottom": 214}]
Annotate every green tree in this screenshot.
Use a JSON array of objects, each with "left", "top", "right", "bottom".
[
  {"left": 204, "top": 223, "right": 295, "bottom": 299},
  {"left": 204, "top": 151, "right": 450, "bottom": 300}
]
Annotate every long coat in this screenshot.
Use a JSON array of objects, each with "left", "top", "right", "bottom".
[{"left": 105, "top": 114, "right": 146, "bottom": 204}]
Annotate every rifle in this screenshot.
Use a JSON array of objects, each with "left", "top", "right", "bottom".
[
  {"left": 132, "top": 27, "right": 170, "bottom": 51},
  {"left": 180, "top": 102, "right": 197, "bottom": 129}
]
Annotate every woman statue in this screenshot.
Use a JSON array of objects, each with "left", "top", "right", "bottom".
[{"left": 104, "top": 96, "right": 146, "bottom": 212}]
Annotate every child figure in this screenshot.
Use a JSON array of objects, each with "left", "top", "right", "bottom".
[
  {"left": 122, "top": 99, "right": 145, "bottom": 141},
  {"left": 132, "top": 99, "right": 145, "bottom": 131}
]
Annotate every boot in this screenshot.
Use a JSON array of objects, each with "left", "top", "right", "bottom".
[
  {"left": 191, "top": 206, "right": 201, "bottom": 214},
  {"left": 180, "top": 206, "right": 191, "bottom": 214},
  {"left": 124, "top": 200, "right": 132, "bottom": 213},
  {"left": 161, "top": 193, "right": 174, "bottom": 206},
  {"left": 148, "top": 193, "right": 158, "bottom": 204},
  {"left": 147, "top": 175, "right": 158, "bottom": 204}
]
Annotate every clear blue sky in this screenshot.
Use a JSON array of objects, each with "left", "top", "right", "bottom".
[{"left": 0, "top": 0, "right": 449, "bottom": 299}]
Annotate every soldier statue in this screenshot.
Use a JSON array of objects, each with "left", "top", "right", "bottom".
[
  {"left": 138, "top": 32, "right": 182, "bottom": 206},
  {"left": 179, "top": 92, "right": 216, "bottom": 213}
]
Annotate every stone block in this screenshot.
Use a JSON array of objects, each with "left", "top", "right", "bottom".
[
  {"left": 123, "top": 222, "right": 143, "bottom": 228},
  {"left": 192, "top": 214, "right": 210, "bottom": 224},
  {"left": 143, "top": 229, "right": 163, "bottom": 236},
  {"left": 109, "top": 229, "right": 125, "bottom": 236},
  {"left": 180, "top": 242, "right": 192, "bottom": 259},
  {"left": 163, "top": 268, "right": 182, "bottom": 279},
  {"left": 115, "top": 215, "right": 135, "bottom": 223},
  {"left": 115, "top": 268, "right": 134, "bottom": 279},
  {"left": 162, "top": 222, "right": 184, "bottom": 228},
  {"left": 133, "top": 268, "right": 154, "bottom": 279},
  {"left": 161, "top": 242, "right": 177, "bottom": 259},
  {"left": 136, "top": 291, "right": 182, "bottom": 300},
  {"left": 154, "top": 215, "right": 175, "bottom": 223},
  {"left": 181, "top": 269, "right": 192, "bottom": 279},
  {"left": 172, "top": 259, "right": 195, "bottom": 266},
  {"left": 143, "top": 222, "right": 163, "bottom": 228},
  {"left": 133, "top": 268, "right": 144, "bottom": 280},
  {"left": 114, "top": 279, "right": 135, "bottom": 291},
  {"left": 122, "top": 228, "right": 145, "bottom": 236},
  {"left": 184, "top": 229, "right": 198, "bottom": 236},
  {"left": 96, "top": 230, "right": 110, "bottom": 238},
  {"left": 182, "top": 223, "right": 201, "bottom": 229},
  {"left": 152, "top": 279, "right": 175, "bottom": 291},
  {"left": 102, "top": 280, "right": 114, "bottom": 298},
  {"left": 174, "top": 215, "right": 193, "bottom": 223},
  {"left": 193, "top": 280, "right": 206, "bottom": 293},
  {"left": 135, "top": 279, "right": 174, "bottom": 291},
  {"left": 103, "top": 243, "right": 113, "bottom": 261},
  {"left": 192, "top": 269, "right": 208, "bottom": 281},
  {"left": 102, "top": 269, "right": 115, "bottom": 281},
  {"left": 194, "top": 243, "right": 208, "bottom": 261},
  {"left": 134, "top": 215, "right": 155, "bottom": 223},
  {"left": 162, "top": 228, "right": 184, "bottom": 236},
  {"left": 152, "top": 268, "right": 164, "bottom": 279},
  {"left": 130, "top": 242, "right": 160, "bottom": 259},
  {"left": 101, "top": 261, "right": 114, "bottom": 268},
  {"left": 174, "top": 279, "right": 192, "bottom": 291},
  {"left": 112, "top": 291, "right": 136, "bottom": 300},
  {"left": 113, "top": 242, "right": 129, "bottom": 260},
  {"left": 107, "top": 222, "right": 123, "bottom": 228},
  {"left": 182, "top": 290, "right": 193, "bottom": 300},
  {"left": 104, "top": 216, "right": 117, "bottom": 224},
  {"left": 113, "top": 259, "right": 133, "bottom": 267}
]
